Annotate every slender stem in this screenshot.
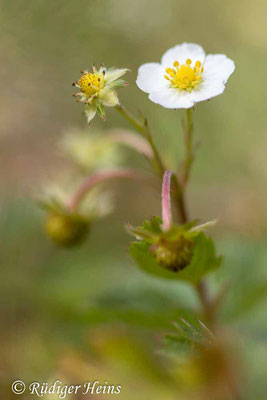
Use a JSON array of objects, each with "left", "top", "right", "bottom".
[
  {"left": 108, "top": 129, "right": 154, "bottom": 159},
  {"left": 179, "top": 108, "right": 215, "bottom": 326},
  {"left": 115, "top": 105, "right": 165, "bottom": 176},
  {"left": 172, "top": 177, "right": 187, "bottom": 224},
  {"left": 196, "top": 280, "right": 216, "bottom": 329},
  {"left": 67, "top": 168, "right": 146, "bottom": 212},
  {"left": 115, "top": 105, "right": 187, "bottom": 223},
  {"left": 161, "top": 171, "right": 173, "bottom": 231},
  {"left": 117, "top": 105, "right": 213, "bottom": 325},
  {"left": 115, "top": 105, "right": 144, "bottom": 135},
  {"left": 182, "top": 108, "right": 194, "bottom": 187}
]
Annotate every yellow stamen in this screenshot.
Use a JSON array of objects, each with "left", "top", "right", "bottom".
[
  {"left": 164, "top": 59, "right": 204, "bottom": 91},
  {"left": 78, "top": 72, "right": 104, "bottom": 96},
  {"left": 166, "top": 68, "right": 174, "bottom": 75}
]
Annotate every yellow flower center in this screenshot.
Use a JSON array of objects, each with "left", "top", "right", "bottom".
[
  {"left": 164, "top": 59, "right": 204, "bottom": 91},
  {"left": 78, "top": 72, "right": 104, "bottom": 96}
]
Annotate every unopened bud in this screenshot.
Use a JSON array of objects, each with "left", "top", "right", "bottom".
[{"left": 45, "top": 212, "right": 89, "bottom": 247}]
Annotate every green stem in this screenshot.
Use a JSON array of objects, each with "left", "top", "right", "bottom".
[
  {"left": 115, "top": 105, "right": 144, "bottom": 136},
  {"left": 182, "top": 108, "right": 194, "bottom": 187},
  {"left": 117, "top": 105, "right": 213, "bottom": 326},
  {"left": 180, "top": 108, "right": 215, "bottom": 327},
  {"left": 196, "top": 280, "right": 215, "bottom": 328},
  {"left": 172, "top": 178, "right": 187, "bottom": 223},
  {"left": 115, "top": 105, "right": 187, "bottom": 223}
]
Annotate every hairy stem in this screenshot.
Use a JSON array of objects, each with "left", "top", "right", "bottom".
[
  {"left": 67, "top": 168, "right": 146, "bottom": 212},
  {"left": 162, "top": 171, "right": 173, "bottom": 231},
  {"left": 115, "top": 105, "right": 187, "bottom": 223},
  {"left": 115, "top": 105, "right": 144, "bottom": 136},
  {"left": 108, "top": 129, "right": 154, "bottom": 159},
  {"left": 116, "top": 105, "right": 164, "bottom": 176},
  {"left": 180, "top": 108, "right": 214, "bottom": 326},
  {"left": 196, "top": 280, "right": 214, "bottom": 327},
  {"left": 182, "top": 108, "right": 194, "bottom": 187},
  {"left": 172, "top": 177, "right": 187, "bottom": 224}
]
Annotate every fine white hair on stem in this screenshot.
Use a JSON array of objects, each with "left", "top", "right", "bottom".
[
  {"left": 67, "top": 168, "right": 149, "bottom": 213},
  {"left": 161, "top": 170, "right": 173, "bottom": 231}
]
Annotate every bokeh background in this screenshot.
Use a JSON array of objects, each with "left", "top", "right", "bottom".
[{"left": 1, "top": 0, "right": 267, "bottom": 399}]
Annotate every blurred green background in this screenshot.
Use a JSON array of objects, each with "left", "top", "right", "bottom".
[{"left": 1, "top": 0, "right": 267, "bottom": 399}]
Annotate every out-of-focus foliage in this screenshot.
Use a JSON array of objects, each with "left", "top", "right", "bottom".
[
  {"left": 1, "top": 201, "right": 267, "bottom": 399},
  {"left": 1, "top": 0, "right": 267, "bottom": 399}
]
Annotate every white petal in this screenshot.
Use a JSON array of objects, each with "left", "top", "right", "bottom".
[
  {"left": 190, "top": 80, "right": 225, "bottom": 102},
  {"left": 203, "top": 54, "right": 235, "bottom": 83},
  {"left": 161, "top": 43, "right": 205, "bottom": 67},
  {"left": 84, "top": 104, "right": 97, "bottom": 124},
  {"left": 148, "top": 88, "right": 195, "bottom": 109},
  {"left": 105, "top": 68, "right": 128, "bottom": 83},
  {"left": 136, "top": 63, "right": 169, "bottom": 93}
]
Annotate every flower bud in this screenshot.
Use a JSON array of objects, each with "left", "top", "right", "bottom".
[
  {"left": 151, "top": 236, "right": 194, "bottom": 272},
  {"left": 45, "top": 212, "right": 89, "bottom": 247}
]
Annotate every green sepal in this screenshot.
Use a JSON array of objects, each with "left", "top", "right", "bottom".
[
  {"left": 37, "top": 197, "right": 68, "bottom": 214},
  {"left": 110, "top": 79, "right": 126, "bottom": 90},
  {"left": 96, "top": 101, "right": 106, "bottom": 120},
  {"left": 129, "top": 232, "right": 222, "bottom": 284},
  {"left": 128, "top": 216, "right": 199, "bottom": 243}
]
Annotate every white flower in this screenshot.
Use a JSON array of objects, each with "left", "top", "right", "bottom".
[
  {"left": 73, "top": 65, "right": 128, "bottom": 123},
  {"left": 136, "top": 43, "right": 235, "bottom": 109}
]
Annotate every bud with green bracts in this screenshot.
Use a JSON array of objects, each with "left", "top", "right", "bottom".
[
  {"left": 128, "top": 217, "right": 219, "bottom": 277},
  {"left": 128, "top": 217, "right": 197, "bottom": 272},
  {"left": 45, "top": 212, "right": 90, "bottom": 247}
]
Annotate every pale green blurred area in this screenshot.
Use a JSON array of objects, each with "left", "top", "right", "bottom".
[{"left": 0, "top": 0, "right": 267, "bottom": 399}]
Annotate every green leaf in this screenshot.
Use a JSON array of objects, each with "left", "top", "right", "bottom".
[
  {"left": 212, "top": 238, "right": 267, "bottom": 322},
  {"left": 130, "top": 232, "right": 222, "bottom": 284},
  {"left": 178, "top": 233, "right": 222, "bottom": 284},
  {"left": 163, "top": 334, "right": 193, "bottom": 355},
  {"left": 223, "top": 282, "right": 267, "bottom": 321},
  {"left": 162, "top": 318, "right": 214, "bottom": 357}
]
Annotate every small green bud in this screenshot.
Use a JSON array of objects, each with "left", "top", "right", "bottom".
[
  {"left": 45, "top": 212, "right": 89, "bottom": 247},
  {"left": 151, "top": 236, "right": 194, "bottom": 272}
]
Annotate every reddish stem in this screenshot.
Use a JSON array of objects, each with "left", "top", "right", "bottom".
[
  {"left": 108, "top": 129, "right": 154, "bottom": 159},
  {"left": 67, "top": 168, "right": 146, "bottom": 212},
  {"left": 162, "top": 170, "right": 173, "bottom": 231}
]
